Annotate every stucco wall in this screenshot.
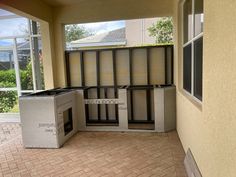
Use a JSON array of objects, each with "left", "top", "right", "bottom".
[
  {"left": 175, "top": 0, "right": 236, "bottom": 177},
  {"left": 0, "top": 0, "right": 52, "bottom": 22},
  {"left": 53, "top": 0, "right": 174, "bottom": 24}
]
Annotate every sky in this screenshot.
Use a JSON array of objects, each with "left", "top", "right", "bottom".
[
  {"left": 0, "top": 8, "right": 125, "bottom": 37},
  {"left": 77, "top": 20, "right": 125, "bottom": 34},
  {"left": 0, "top": 9, "right": 28, "bottom": 45},
  {"left": 0, "top": 18, "right": 28, "bottom": 37}
]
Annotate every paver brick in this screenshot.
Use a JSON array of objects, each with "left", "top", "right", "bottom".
[{"left": 0, "top": 123, "right": 187, "bottom": 177}]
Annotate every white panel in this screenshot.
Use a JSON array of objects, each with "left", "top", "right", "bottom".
[
  {"left": 69, "top": 52, "right": 81, "bottom": 86},
  {"left": 132, "top": 49, "right": 147, "bottom": 85},
  {"left": 116, "top": 50, "right": 130, "bottom": 85},
  {"left": 100, "top": 51, "right": 114, "bottom": 86},
  {"left": 150, "top": 48, "right": 165, "bottom": 85},
  {"left": 84, "top": 51, "right": 96, "bottom": 86},
  {"left": 133, "top": 90, "right": 147, "bottom": 120}
]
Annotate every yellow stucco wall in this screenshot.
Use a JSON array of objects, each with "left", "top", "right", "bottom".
[
  {"left": 175, "top": 0, "right": 236, "bottom": 177},
  {"left": 0, "top": 0, "right": 52, "bottom": 22},
  {"left": 53, "top": 0, "right": 174, "bottom": 24}
]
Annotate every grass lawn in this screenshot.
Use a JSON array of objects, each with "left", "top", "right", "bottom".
[{"left": 10, "top": 102, "right": 19, "bottom": 113}]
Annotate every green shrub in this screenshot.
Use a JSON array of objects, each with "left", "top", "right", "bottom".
[
  {"left": 0, "top": 63, "right": 33, "bottom": 112},
  {"left": 0, "top": 67, "right": 33, "bottom": 90},
  {"left": 0, "top": 82, "right": 17, "bottom": 113},
  {"left": 0, "top": 70, "right": 17, "bottom": 85},
  {"left": 0, "top": 61, "right": 44, "bottom": 112},
  {"left": 20, "top": 63, "right": 33, "bottom": 90}
]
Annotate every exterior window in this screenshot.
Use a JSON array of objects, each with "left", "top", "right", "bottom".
[
  {"left": 183, "top": 0, "right": 203, "bottom": 101},
  {"left": 0, "top": 9, "right": 44, "bottom": 114}
]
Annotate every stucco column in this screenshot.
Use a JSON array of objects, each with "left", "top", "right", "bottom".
[
  {"left": 52, "top": 21, "right": 67, "bottom": 87},
  {"left": 40, "top": 21, "right": 56, "bottom": 89}
]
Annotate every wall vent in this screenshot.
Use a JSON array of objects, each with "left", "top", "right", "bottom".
[{"left": 184, "top": 148, "right": 202, "bottom": 177}]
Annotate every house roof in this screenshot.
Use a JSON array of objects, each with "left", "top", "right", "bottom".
[
  {"left": 69, "top": 27, "right": 126, "bottom": 48},
  {"left": 0, "top": 40, "right": 42, "bottom": 51},
  {"left": 0, "top": 40, "right": 42, "bottom": 62}
]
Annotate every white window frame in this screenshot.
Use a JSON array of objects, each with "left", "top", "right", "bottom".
[
  {"left": 0, "top": 16, "right": 44, "bottom": 116},
  {"left": 182, "top": 0, "right": 203, "bottom": 103}
]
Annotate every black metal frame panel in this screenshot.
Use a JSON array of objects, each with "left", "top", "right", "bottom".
[
  {"left": 83, "top": 86, "right": 119, "bottom": 124},
  {"left": 65, "top": 45, "right": 174, "bottom": 125}
]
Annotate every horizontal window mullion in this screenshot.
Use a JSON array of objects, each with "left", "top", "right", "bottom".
[
  {"left": 183, "top": 40, "right": 192, "bottom": 48},
  {"left": 183, "top": 88, "right": 202, "bottom": 104},
  {"left": 193, "top": 33, "right": 203, "bottom": 42},
  {"left": 183, "top": 32, "right": 203, "bottom": 47}
]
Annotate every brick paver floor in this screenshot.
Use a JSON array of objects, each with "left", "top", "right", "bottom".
[{"left": 0, "top": 123, "right": 187, "bottom": 177}]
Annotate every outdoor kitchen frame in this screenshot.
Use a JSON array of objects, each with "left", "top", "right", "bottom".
[{"left": 65, "top": 45, "right": 174, "bottom": 126}]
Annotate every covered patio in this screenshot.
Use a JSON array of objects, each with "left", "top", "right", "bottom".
[{"left": 0, "top": 0, "right": 236, "bottom": 177}]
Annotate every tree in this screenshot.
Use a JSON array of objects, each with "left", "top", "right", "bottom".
[
  {"left": 65, "top": 25, "right": 93, "bottom": 42},
  {"left": 148, "top": 17, "right": 173, "bottom": 44}
]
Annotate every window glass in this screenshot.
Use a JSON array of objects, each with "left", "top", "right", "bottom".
[
  {"left": 194, "top": 0, "right": 204, "bottom": 36},
  {"left": 0, "top": 50, "right": 16, "bottom": 88},
  {"left": 183, "top": 44, "right": 192, "bottom": 93},
  {"left": 184, "top": 0, "right": 193, "bottom": 43},
  {"left": 0, "top": 39, "right": 13, "bottom": 48},
  {"left": 0, "top": 18, "right": 28, "bottom": 37},
  {"left": 17, "top": 38, "right": 34, "bottom": 90},
  {"left": 194, "top": 37, "right": 203, "bottom": 100},
  {"left": 0, "top": 8, "right": 45, "bottom": 116}
]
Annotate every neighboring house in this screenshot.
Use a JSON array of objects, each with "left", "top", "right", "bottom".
[
  {"left": 0, "top": 40, "right": 42, "bottom": 70},
  {"left": 125, "top": 17, "right": 158, "bottom": 46},
  {"left": 68, "top": 28, "right": 126, "bottom": 49},
  {"left": 68, "top": 18, "right": 158, "bottom": 50}
]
